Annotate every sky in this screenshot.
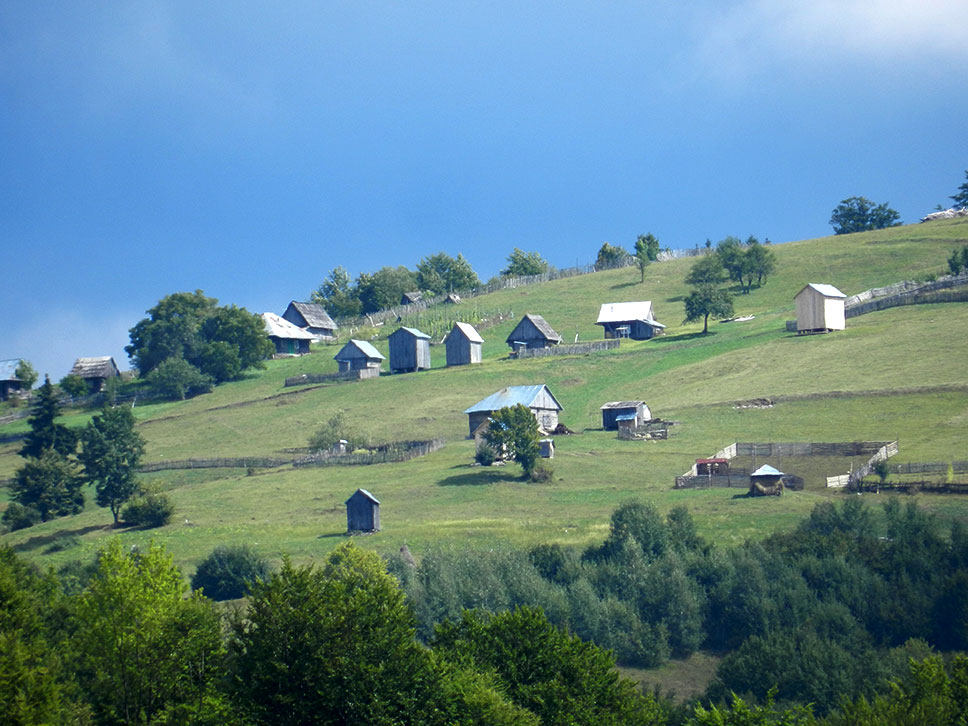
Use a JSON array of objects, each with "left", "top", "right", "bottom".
[{"left": 2, "top": 0, "right": 966, "bottom": 380}]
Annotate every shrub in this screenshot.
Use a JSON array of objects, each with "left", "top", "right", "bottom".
[
  {"left": 529, "top": 464, "right": 553, "bottom": 482},
  {"left": 192, "top": 544, "right": 271, "bottom": 601},
  {"left": 2, "top": 502, "right": 41, "bottom": 531},
  {"left": 475, "top": 446, "right": 496, "bottom": 466},
  {"left": 121, "top": 491, "right": 174, "bottom": 528}
]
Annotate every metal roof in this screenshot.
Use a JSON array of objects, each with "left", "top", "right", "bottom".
[
  {"left": 334, "top": 339, "right": 385, "bottom": 361},
  {"left": 449, "top": 321, "right": 484, "bottom": 343},
  {"left": 345, "top": 488, "right": 380, "bottom": 505},
  {"left": 0, "top": 359, "right": 23, "bottom": 381},
  {"left": 464, "top": 384, "right": 562, "bottom": 414},
  {"left": 391, "top": 326, "right": 431, "bottom": 339},
  {"left": 288, "top": 301, "right": 336, "bottom": 329},
  {"left": 751, "top": 464, "right": 785, "bottom": 477},
  {"left": 800, "top": 283, "right": 846, "bottom": 299},
  {"left": 262, "top": 312, "right": 315, "bottom": 340},
  {"left": 596, "top": 301, "right": 656, "bottom": 324},
  {"left": 600, "top": 401, "right": 645, "bottom": 410},
  {"left": 614, "top": 413, "right": 637, "bottom": 421}
]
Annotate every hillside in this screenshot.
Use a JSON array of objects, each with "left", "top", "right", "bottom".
[{"left": 2, "top": 218, "right": 968, "bottom": 572}]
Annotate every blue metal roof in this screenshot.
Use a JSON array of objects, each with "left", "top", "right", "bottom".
[
  {"left": 751, "top": 464, "right": 784, "bottom": 477},
  {"left": 396, "top": 326, "right": 430, "bottom": 339},
  {"left": 0, "top": 359, "right": 22, "bottom": 381},
  {"left": 614, "top": 413, "right": 637, "bottom": 421},
  {"left": 463, "top": 384, "right": 559, "bottom": 414},
  {"left": 334, "top": 339, "right": 385, "bottom": 361}
]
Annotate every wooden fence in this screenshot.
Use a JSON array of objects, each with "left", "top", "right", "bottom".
[
  {"left": 284, "top": 368, "right": 379, "bottom": 388},
  {"left": 845, "top": 288, "right": 968, "bottom": 318},
  {"left": 675, "top": 472, "right": 804, "bottom": 490},
  {"left": 513, "top": 340, "right": 620, "bottom": 359},
  {"left": 137, "top": 438, "right": 445, "bottom": 472},
  {"left": 890, "top": 460, "right": 968, "bottom": 474}
]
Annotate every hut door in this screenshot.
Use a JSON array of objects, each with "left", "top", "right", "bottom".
[{"left": 287, "top": 340, "right": 296, "bottom": 355}]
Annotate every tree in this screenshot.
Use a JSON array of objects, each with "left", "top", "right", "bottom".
[
  {"left": 483, "top": 404, "right": 541, "bottom": 478},
  {"left": 13, "top": 359, "right": 38, "bottom": 391},
  {"left": 416, "top": 252, "right": 480, "bottom": 294},
  {"left": 715, "top": 236, "right": 746, "bottom": 285},
  {"left": 74, "top": 539, "right": 232, "bottom": 725},
  {"left": 829, "top": 196, "right": 901, "bottom": 235},
  {"left": 356, "top": 265, "right": 418, "bottom": 313},
  {"left": 59, "top": 373, "right": 89, "bottom": 401},
  {"left": 951, "top": 169, "right": 968, "bottom": 209},
  {"left": 126, "top": 290, "right": 271, "bottom": 381},
  {"left": 947, "top": 245, "right": 968, "bottom": 275},
  {"left": 11, "top": 449, "right": 85, "bottom": 521},
  {"left": 634, "top": 234, "right": 660, "bottom": 282},
  {"left": 594, "top": 242, "right": 630, "bottom": 271},
  {"left": 744, "top": 238, "right": 777, "bottom": 290},
  {"left": 308, "top": 409, "right": 365, "bottom": 451},
  {"left": 229, "top": 542, "right": 451, "bottom": 725},
  {"left": 684, "top": 284, "right": 734, "bottom": 333},
  {"left": 431, "top": 606, "right": 663, "bottom": 726},
  {"left": 78, "top": 404, "right": 146, "bottom": 524},
  {"left": 191, "top": 544, "right": 271, "bottom": 601},
  {"left": 311, "top": 265, "right": 362, "bottom": 318},
  {"left": 145, "top": 356, "right": 214, "bottom": 401},
  {"left": 19, "top": 376, "right": 77, "bottom": 459},
  {"left": 501, "top": 248, "right": 549, "bottom": 277},
  {"left": 685, "top": 254, "right": 727, "bottom": 286}
]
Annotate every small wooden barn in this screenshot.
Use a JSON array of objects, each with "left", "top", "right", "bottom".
[
  {"left": 281, "top": 301, "right": 337, "bottom": 340},
  {"left": 596, "top": 301, "right": 665, "bottom": 340},
  {"left": 749, "top": 464, "right": 784, "bottom": 496},
  {"left": 401, "top": 291, "right": 423, "bottom": 305},
  {"left": 0, "top": 359, "right": 26, "bottom": 401},
  {"left": 505, "top": 314, "right": 562, "bottom": 352},
  {"left": 334, "top": 339, "right": 384, "bottom": 374},
  {"left": 794, "top": 283, "right": 846, "bottom": 333},
  {"left": 463, "top": 384, "right": 563, "bottom": 436},
  {"left": 600, "top": 401, "right": 651, "bottom": 430},
  {"left": 345, "top": 488, "right": 380, "bottom": 533},
  {"left": 69, "top": 356, "right": 120, "bottom": 393},
  {"left": 444, "top": 322, "right": 483, "bottom": 366},
  {"left": 262, "top": 313, "right": 314, "bottom": 356},
  {"left": 696, "top": 458, "right": 729, "bottom": 475},
  {"left": 388, "top": 326, "right": 431, "bottom": 373}
]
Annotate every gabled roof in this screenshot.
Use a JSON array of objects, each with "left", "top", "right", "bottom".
[
  {"left": 600, "top": 401, "right": 645, "bottom": 410},
  {"left": 464, "top": 384, "right": 562, "bottom": 414},
  {"left": 596, "top": 301, "right": 656, "bottom": 324},
  {"left": 287, "top": 301, "right": 336, "bottom": 330},
  {"left": 401, "top": 291, "right": 423, "bottom": 303},
  {"left": 334, "top": 339, "right": 385, "bottom": 361},
  {"left": 506, "top": 314, "right": 562, "bottom": 344},
  {"left": 449, "top": 322, "right": 484, "bottom": 344},
  {"left": 751, "top": 464, "right": 785, "bottom": 477},
  {"left": 346, "top": 488, "right": 380, "bottom": 505},
  {"left": 797, "top": 283, "right": 846, "bottom": 299},
  {"left": 262, "top": 312, "right": 315, "bottom": 340},
  {"left": 390, "top": 326, "right": 431, "bottom": 340},
  {"left": 0, "top": 359, "right": 23, "bottom": 382},
  {"left": 70, "top": 357, "right": 120, "bottom": 379}
]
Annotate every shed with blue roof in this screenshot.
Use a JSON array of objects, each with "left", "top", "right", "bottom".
[
  {"left": 463, "top": 384, "right": 563, "bottom": 436},
  {"left": 388, "top": 326, "right": 431, "bottom": 373},
  {"left": 334, "top": 339, "right": 384, "bottom": 375}
]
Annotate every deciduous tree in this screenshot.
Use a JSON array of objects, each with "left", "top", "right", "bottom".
[
  {"left": 14, "top": 359, "right": 38, "bottom": 391},
  {"left": 78, "top": 404, "right": 146, "bottom": 524},
  {"left": 594, "top": 242, "right": 630, "bottom": 271},
  {"left": 483, "top": 404, "right": 541, "bottom": 478},
  {"left": 416, "top": 252, "right": 480, "bottom": 294},
  {"left": 685, "top": 254, "right": 728, "bottom": 287},
  {"left": 501, "top": 248, "right": 549, "bottom": 277},
  {"left": 311, "top": 265, "right": 362, "bottom": 318},
  {"left": 684, "top": 284, "right": 734, "bottom": 333},
  {"left": 829, "top": 196, "right": 901, "bottom": 235}
]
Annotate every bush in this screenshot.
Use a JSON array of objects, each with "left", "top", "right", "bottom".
[
  {"left": 2, "top": 502, "right": 41, "bottom": 531},
  {"left": 121, "top": 491, "right": 174, "bottom": 528},
  {"left": 529, "top": 464, "right": 553, "bottom": 482},
  {"left": 145, "top": 357, "right": 213, "bottom": 400},
  {"left": 475, "top": 446, "right": 496, "bottom": 466},
  {"left": 191, "top": 544, "right": 271, "bottom": 601}
]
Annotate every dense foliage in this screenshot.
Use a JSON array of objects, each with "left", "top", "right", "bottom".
[
  {"left": 78, "top": 404, "right": 146, "bottom": 523},
  {"left": 502, "top": 248, "right": 550, "bottom": 277},
  {"left": 829, "top": 197, "right": 901, "bottom": 235},
  {"left": 594, "top": 242, "right": 630, "bottom": 270},
  {"left": 191, "top": 544, "right": 271, "bottom": 601},
  {"left": 482, "top": 404, "right": 542, "bottom": 477}
]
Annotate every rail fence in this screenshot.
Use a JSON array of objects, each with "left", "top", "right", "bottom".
[
  {"left": 890, "top": 460, "right": 968, "bottom": 475},
  {"left": 513, "top": 340, "right": 620, "bottom": 359},
  {"left": 284, "top": 368, "right": 379, "bottom": 388}
]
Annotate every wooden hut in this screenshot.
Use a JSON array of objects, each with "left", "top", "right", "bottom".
[
  {"left": 505, "top": 314, "right": 562, "bottom": 353},
  {"left": 345, "top": 488, "right": 380, "bottom": 533},
  {"left": 444, "top": 322, "right": 483, "bottom": 366},
  {"left": 334, "top": 339, "right": 384, "bottom": 374},
  {"left": 388, "top": 326, "right": 431, "bottom": 373},
  {"left": 401, "top": 291, "right": 423, "bottom": 305},
  {"left": 463, "top": 384, "right": 563, "bottom": 436},
  {"left": 600, "top": 401, "right": 651, "bottom": 430},
  {"left": 262, "top": 313, "right": 314, "bottom": 356},
  {"left": 794, "top": 283, "right": 846, "bottom": 333},
  {"left": 281, "top": 301, "right": 337, "bottom": 340},
  {"left": 749, "top": 464, "right": 784, "bottom": 496},
  {"left": 696, "top": 458, "right": 730, "bottom": 475},
  {"left": 69, "top": 356, "right": 120, "bottom": 393},
  {"left": 596, "top": 301, "right": 665, "bottom": 340},
  {"left": 0, "top": 359, "right": 26, "bottom": 401}
]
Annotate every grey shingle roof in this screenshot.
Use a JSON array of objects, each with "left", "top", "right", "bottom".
[
  {"left": 289, "top": 301, "right": 337, "bottom": 329},
  {"left": 70, "top": 357, "right": 120, "bottom": 380}
]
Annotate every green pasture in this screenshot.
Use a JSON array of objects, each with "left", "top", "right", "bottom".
[{"left": 2, "top": 219, "right": 968, "bottom": 574}]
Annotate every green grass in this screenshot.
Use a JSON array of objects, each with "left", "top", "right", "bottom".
[{"left": 2, "top": 219, "right": 968, "bottom": 574}]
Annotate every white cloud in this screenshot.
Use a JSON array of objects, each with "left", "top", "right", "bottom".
[{"left": 691, "top": 0, "right": 967, "bottom": 83}]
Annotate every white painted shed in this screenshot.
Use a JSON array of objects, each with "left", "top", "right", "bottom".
[{"left": 794, "top": 283, "right": 846, "bottom": 333}]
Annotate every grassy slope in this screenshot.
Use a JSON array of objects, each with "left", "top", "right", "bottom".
[{"left": 2, "top": 218, "right": 968, "bottom": 574}]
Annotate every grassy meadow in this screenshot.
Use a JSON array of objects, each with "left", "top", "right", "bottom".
[{"left": 2, "top": 218, "right": 968, "bottom": 577}]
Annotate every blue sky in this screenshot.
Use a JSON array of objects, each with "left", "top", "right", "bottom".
[{"left": 2, "top": 1, "right": 965, "bottom": 380}]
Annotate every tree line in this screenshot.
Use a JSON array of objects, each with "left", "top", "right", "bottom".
[{"left": 4, "top": 497, "right": 968, "bottom": 724}]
